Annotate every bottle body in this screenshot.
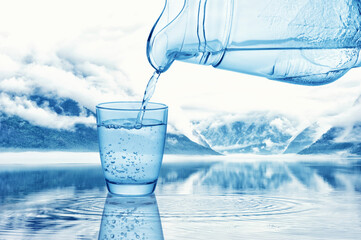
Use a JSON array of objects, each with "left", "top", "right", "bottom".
[{"left": 147, "top": 0, "right": 361, "bottom": 85}]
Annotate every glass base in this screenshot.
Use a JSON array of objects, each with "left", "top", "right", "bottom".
[{"left": 105, "top": 180, "right": 157, "bottom": 196}]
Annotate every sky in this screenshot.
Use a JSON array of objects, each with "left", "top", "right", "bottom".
[{"left": 0, "top": 0, "right": 360, "bottom": 136}]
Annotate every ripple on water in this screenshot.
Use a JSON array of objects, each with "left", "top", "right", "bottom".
[
  {"left": 0, "top": 196, "right": 106, "bottom": 239},
  {"left": 0, "top": 193, "right": 318, "bottom": 239},
  {"left": 157, "top": 195, "right": 316, "bottom": 220},
  {"left": 61, "top": 197, "right": 106, "bottom": 217}
]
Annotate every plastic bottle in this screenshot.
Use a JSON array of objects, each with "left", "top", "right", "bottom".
[{"left": 147, "top": 0, "right": 361, "bottom": 85}]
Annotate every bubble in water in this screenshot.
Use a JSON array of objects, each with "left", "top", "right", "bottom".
[{"left": 98, "top": 117, "right": 166, "bottom": 184}]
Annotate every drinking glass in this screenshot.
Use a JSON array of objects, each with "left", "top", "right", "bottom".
[{"left": 96, "top": 101, "right": 168, "bottom": 196}]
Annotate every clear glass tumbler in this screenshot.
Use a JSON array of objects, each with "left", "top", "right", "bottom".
[{"left": 96, "top": 101, "right": 168, "bottom": 196}]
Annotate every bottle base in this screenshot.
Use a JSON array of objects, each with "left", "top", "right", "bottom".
[{"left": 105, "top": 180, "right": 157, "bottom": 196}]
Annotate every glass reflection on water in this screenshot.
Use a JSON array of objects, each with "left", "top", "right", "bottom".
[{"left": 98, "top": 194, "right": 164, "bottom": 240}]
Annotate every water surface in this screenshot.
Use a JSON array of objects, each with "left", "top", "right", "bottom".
[{"left": 0, "top": 155, "right": 360, "bottom": 239}]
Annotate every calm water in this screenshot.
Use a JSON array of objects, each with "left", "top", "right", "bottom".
[{"left": 0, "top": 155, "right": 361, "bottom": 239}]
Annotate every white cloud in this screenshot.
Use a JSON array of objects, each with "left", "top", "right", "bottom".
[
  {"left": 270, "top": 117, "right": 298, "bottom": 135},
  {"left": 0, "top": 54, "right": 20, "bottom": 79},
  {"left": 0, "top": 77, "right": 32, "bottom": 94},
  {"left": 0, "top": 93, "right": 95, "bottom": 129}
]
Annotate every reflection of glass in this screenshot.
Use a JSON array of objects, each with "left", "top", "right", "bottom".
[
  {"left": 98, "top": 194, "right": 164, "bottom": 240},
  {"left": 96, "top": 101, "right": 168, "bottom": 196}
]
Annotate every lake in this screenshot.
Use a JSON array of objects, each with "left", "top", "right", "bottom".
[{"left": 0, "top": 153, "right": 360, "bottom": 239}]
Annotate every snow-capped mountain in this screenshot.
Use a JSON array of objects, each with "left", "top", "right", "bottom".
[
  {"left": 283, "top": 123, "right": 321, "bottom": 154},
  {"left": 194, "top": 102, "right": 361, "bottom": 156},
  {"left": 193, "top": 112, "right": 298, "bottom": 154},
  {"left": 288, "top": 94, "right": 361, "bottom": 155},
  {"left": 299, "top": 124, "right": 361, "bottom": 155}
]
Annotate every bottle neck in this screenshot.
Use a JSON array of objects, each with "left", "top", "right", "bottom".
[
  {"left": 147, "top": 0, "right": 234, "bottom": 72},
  {"left": 147, "top": 0, "right": 188, "bottom": 73}
]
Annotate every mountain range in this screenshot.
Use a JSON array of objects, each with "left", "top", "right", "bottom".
[
  {"left": 194, "top": 113, "right": 297, "bottom": 154},
  {"left": 1, "top": 94, "right": 361, "bottom": 156},
  {"left": 193, "top": 99, "right": 361, "bottom": 156}
]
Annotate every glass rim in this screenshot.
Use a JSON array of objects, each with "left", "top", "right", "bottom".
[{"left": 96, "top": 101, "right": 168, "bottom": 111}]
